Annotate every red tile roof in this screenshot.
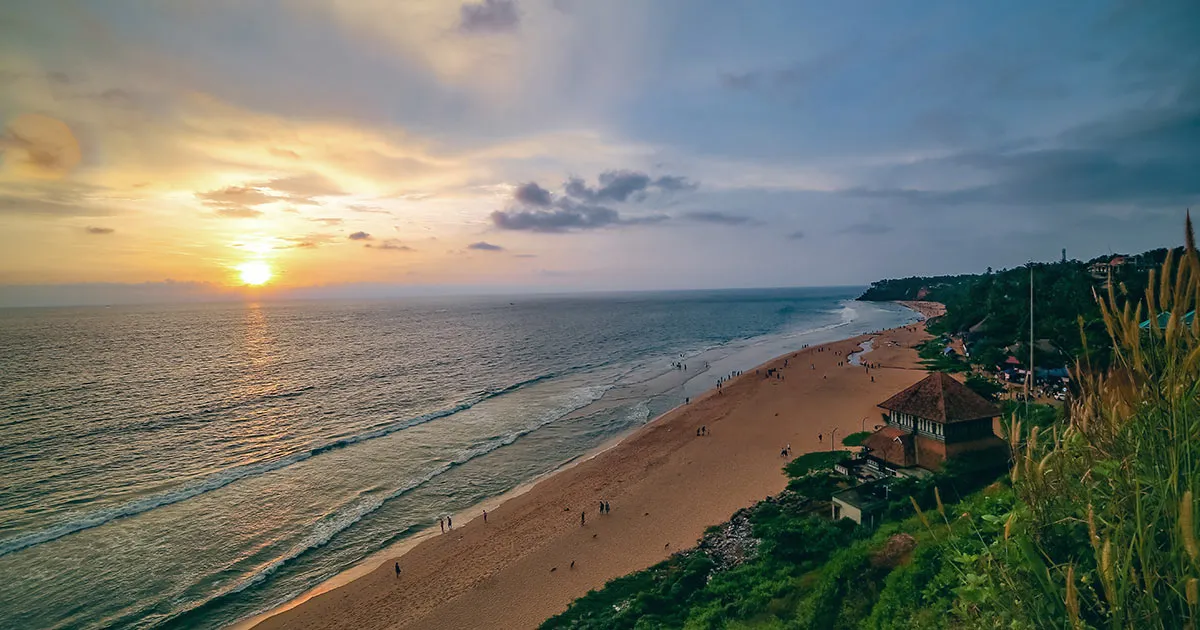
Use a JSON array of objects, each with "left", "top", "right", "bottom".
[
  {"left": 878, "top": 372, "right": 999, "bottom": 424},
  {"left": 862, "top": 426, "right": 914, "bottom": 467}
]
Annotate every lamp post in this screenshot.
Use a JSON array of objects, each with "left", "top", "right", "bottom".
[
  {"left": 860, "top": 416, "right": 870, "bottom": 433},
  {"left": 830, "top": 427, "right": 839, "bottom": 452}
]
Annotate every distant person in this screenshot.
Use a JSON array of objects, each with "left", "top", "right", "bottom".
[
  {"left": 581, "top": 511, "right": 586, "bottom": 526},
  {"left": 818, "top": 433, "right": 823, "bottom": 443},
  {"left": 395, "top": 562, "right": 401, "bottom": 577},
  {"left": 600, "top": 500, "right": 605, "bottom": 514},
  {"left": 447, "top": 515, "right": 452, "bottom": 529},
  {"left": 439, "top": 517, "right": 444, "bottom": 533},
  {"left": 483, "top": 509, "right": 488, "bottom": 524},
  {"left": 605, "top": 501, "right": 611, "bottom": 513}
]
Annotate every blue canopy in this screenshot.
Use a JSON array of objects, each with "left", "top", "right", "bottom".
[{"left": 1140, "top": 310, "right": 1196, "bottom": 330}]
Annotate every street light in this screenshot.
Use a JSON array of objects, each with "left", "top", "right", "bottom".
[
  {"left": 830, "top": 427, "right": 839, "bottom": 452},
  {"left": 860, "top": 416, "right": 870, "bottom": 433}
]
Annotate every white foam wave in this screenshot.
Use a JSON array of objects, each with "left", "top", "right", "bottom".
[{"left": 0, "top": 372, "right": 588, "bottom": 558}]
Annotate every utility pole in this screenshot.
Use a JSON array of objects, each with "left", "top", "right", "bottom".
[{"left": 1027, "top": 263, "right": 1034, "bottom": 418}]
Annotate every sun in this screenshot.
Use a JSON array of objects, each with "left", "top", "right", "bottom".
[{"left": 237, "top": 261, "right": 273, "bottom": 286}]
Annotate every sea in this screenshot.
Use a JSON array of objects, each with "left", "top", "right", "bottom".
[{"left": 0, "top": 287, "right": 918, "bottom": 629}]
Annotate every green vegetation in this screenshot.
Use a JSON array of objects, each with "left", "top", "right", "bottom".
[
  {"left": 1000, "top": 400, "right": 1060, "bottom": 431},
  {"left": 964, "top": 373, "right": 1004, "bottom": 402},
  {"left": 547, "top": 223, "right": 1198, "bottom": 629},
  {"left": 841, "top": 432, "right": 870, "bottom": 447},
  {"left": 860, "top": 247, "right": 1180, "bottom": 370},
  {"left": 915, "top": 338, "right": 970, "bottom": 373},
  {"left": 783, "top": 450, "right": 849, "bottom": 477},
  {"left": 955, "top": 243, "right": 1200, "bottom": 629}
]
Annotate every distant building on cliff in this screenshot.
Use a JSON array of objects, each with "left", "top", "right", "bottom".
[{"left": 861, "top": 372, "right": 1005, "bottom": 473}]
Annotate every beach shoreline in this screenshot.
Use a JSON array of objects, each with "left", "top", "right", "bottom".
[{"left": 244, "top": 300, "right": 943, "bottom": 630}]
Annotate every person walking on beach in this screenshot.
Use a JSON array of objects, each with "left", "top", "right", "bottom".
[
  {"left": 818, "top": 433, "right": 823, "bottom": 443},
  {"left": 605, "top": 501, "right": 611, "bottom": 513},
  {"left": 439, "top": 517, "right": 444, "bottom": 533},
  {"left": 395, "top": 562, "right": 401, "bottom": 578},
  {"left": 581, "top": 511, "right": 586, "bottom": 526},
  {"left": 447, "top": 515, "right": 452, "bottom": 529},
  {"left": 483, "top": 509, "right": 488, "bottom": 524}
]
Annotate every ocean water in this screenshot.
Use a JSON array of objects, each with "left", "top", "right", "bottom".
[{"left": 0, "top": 288, "right": 917, "bottom": 629}]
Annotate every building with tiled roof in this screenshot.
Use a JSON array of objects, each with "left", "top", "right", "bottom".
[{"left": 863, "top": 372, "right": 1006, "bottom": 472}]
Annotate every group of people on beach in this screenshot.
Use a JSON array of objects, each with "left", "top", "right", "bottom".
[
  {"left": 779, "top": 443, "right": 791, "bottom": 457},
  {"left": 582, "top": 500, "right": 612, "bottom": 525},
  {"left": 695, "top": 425, "right": 708, "bottom": 436},
  {"left": 438, "top": 515, "right": 453, "bottom": 533}
]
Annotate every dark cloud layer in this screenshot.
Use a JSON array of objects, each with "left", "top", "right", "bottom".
[
  {"left": 348, "top": 231, "right": 371, "bottom": 240},
  {"left": 845, "top": 91, "right": 1200, "bottom": 209},
  {"left": 514, "top": 182, "right": 553, "bottom": 206},
  {"left": 492, "top": 200, "right": 620, "bottom": 232},
  {"left": 491, "top": 169, "right": 692, "bottom": 232},
  {"left": 564, "top": 170, "right": 694, "bottom": 203},
  {"left": 467, "top": 241, "right": 504, "bottom": 251},
  {"left": 459, "top": 0, "right": 519, "bottom": 34},
  {"left": 684, "top": 211, "right": 757, "bottom": 226}
]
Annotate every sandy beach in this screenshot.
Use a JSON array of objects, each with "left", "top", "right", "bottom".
[{"left": 250, "top": 301, "right": 944, "bottom": 630}]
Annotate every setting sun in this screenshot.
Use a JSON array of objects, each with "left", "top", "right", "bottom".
[{"left": 237, "top": 261, "right": 272, "bottom": 286}]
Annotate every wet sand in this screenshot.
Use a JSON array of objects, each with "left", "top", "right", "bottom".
[{"left": 251, "top": 301, "right": 944, "bottom": 630}]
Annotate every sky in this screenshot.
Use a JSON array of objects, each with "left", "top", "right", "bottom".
[{"left": 1, "top": 0, "right": 1198, "bottom": 306}]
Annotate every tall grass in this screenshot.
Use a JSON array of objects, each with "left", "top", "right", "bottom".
[{"left": 977, "top": 216, "right": 1200, "bottom": 629}]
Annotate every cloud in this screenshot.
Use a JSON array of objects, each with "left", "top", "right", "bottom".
[
  {"left": 491, "top": 197, "right": 622, "bottom": 232},
  {"left": 84, "top": 226, "right": 114, "bottom": 235},
  {"left": 786, "top": 230, "right": 806, "bottom": 240},
  {"left": 492, "top": 171, "right": 691, "bottom": 232},
  {"left": 720, "top": 51, "right": 851, "bottom": 95},
  {"left": 0, "top": 192, "right": 112, "bottom": 217},
  {"left": 311, "top": 217, "right": 344, "bottom": 226},
  {"left": 365, "top": 239, "right": 414, "bottom": 251},
  {"left": 653, "top": 175, "right": 697, "bottom": 192},
  {"left": 513, "top": 253, "right": 537, "bottom": 258},
  {"left": 348, "top": 231, "right": 372, "bottom": 240},
  {"left": 279, "top": 233, "right": 339, "bottom": 249},
  {"left": 467, "top": 241, "right": 504, "bottom": 251},
  {"left": 256, "top": 173, "right": 345, "bottom": 203},
  {"left": 839, "top": 222, "right": 892, "bottom": 235},
  {"left": 459, "top": 0, "right": 520, "bottom": 34},
  {"left": 196, "top": 185, "right": 276, "bottom": 217},
  {"left": 563, "top": 171, "right": 696, "bottom": 203},
  {"left": 347, "top": 204, "right": 391, "bottom": 214},
  {"left": 214, "top": 207, "right": 264, "bottom": 218},
  {"left": 514, "top": 182, "right": 553, "bottom": 206},
  {"left": 845, "top": 98, "right": 1200, "bottom": 208},
  {"left": 683, "top": 211, "right": 758, "bottom": 226},
  {"left": 196, "top": 174, "right": 344, "bottom": 217},
  {"left": 2, "top": 113, "right": 83, "bottom": 178}
]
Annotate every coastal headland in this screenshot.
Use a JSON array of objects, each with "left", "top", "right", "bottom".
[{"left": 250, "top": 301, "right": 945, "bottom": 630}]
